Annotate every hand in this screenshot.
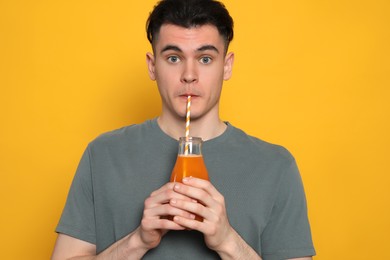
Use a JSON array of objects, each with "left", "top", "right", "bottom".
[
  {"left": 136, "top": 182, "right": 197, "bottom": 250},
  {"left": 169, "top": 177, "right": 234, "bottom": 252}
]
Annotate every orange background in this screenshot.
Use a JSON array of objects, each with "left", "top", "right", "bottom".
[{"left": 1, "top": 0, "right": 389, "bottom": 259}]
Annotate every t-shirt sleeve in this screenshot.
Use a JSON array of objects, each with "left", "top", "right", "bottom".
[
  {"left": 261, "top": 158, "right": 315, "bottom": 260},
  {"left": 55, "top": 146, "right": 96, "bottom": 244}
]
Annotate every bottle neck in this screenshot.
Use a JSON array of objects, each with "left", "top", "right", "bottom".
[{"left": 178, "top": 137, "right": 203, "bottom": 156}]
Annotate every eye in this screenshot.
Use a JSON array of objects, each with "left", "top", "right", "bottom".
[
  {"left": 167, "top": 56, "right": 180, "bottom": 63},
  {"left": 200, "top": 56, "right": 212, "bottom": 64}
]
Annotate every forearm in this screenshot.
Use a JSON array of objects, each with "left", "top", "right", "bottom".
[
  {"left": 95, "top": 230, "right": 149, "bottom": 260},
  {"left": 55, "top": 228, "right": 150, "bottom": 260},
  {"left": 215, "top": 229, "right": 262, "bottom": 260}
]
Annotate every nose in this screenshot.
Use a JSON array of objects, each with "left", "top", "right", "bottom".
[{"left": 181, "top": 60, "right": 197, "bottom": 84}]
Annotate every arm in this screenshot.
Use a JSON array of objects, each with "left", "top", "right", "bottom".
[
  {"left": 51, "top": 235, "right": 312, "bottom": 260},
  {"left": 52, "top": 182, "right": 194, "bottom": 259},
  {"left": 209, "top": 227, "right": 262, "bottom": 260},
  {"left": 51, "top": 234, "right": 96, "bottom": 260},
  {"left": 51, "top": 230, "right": 148, "bottom": 260}
]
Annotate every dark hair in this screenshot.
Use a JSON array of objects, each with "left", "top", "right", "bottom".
[{"left": 146, "top": 0, "right": 234, "bottom": 51}]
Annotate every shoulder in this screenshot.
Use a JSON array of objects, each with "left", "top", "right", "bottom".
[
  {"left": 87, "top": 119, "right": 157, "bottom": 150},
  {"left": 227, "top": 123, "right": 295, "bottom": 165}
]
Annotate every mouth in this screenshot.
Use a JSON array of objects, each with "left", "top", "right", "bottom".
[{"left": 178, "top": 93, "right": 200, "bottom": 99}]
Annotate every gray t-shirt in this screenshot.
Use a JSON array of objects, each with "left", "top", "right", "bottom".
[{"left": 56, "top": 119, "right": 315, "bottom": 259}]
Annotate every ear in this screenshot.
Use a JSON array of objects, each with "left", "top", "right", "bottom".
[
  {"left": 146, "top": 52, "right": 156, "bottom": 81},
  {"left": 223, "top": 52, "right": 234, "bottom": 80}
]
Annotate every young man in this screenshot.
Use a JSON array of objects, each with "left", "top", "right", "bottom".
[{"left": 52, "top": 0, "right": 315, "bottom": 259}]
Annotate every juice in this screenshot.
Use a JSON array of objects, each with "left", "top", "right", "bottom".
[
  {"left": 170, "top": 154, "right": 209, "bottom": 221},
  {"left": 170, "top": 155, "right": 209, "bottom": 182}
]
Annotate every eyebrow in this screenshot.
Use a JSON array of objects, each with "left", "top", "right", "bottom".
[
  {"left": 161, "top": 45, "right": 182, "bottom": 54},
  {"left": 160, "top": 44, "right": 220, "bottom": 54},
  {"left": 197, "top": 45, "right": 219, "bottom": 54}
]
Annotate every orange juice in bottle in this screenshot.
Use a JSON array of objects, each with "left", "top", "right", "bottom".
[{"left": 170, "top": 137, "right": 209, "bottom": 221}]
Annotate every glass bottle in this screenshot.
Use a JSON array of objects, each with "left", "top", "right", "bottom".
[
  {"left": 170, "top": 137, "right": 209, "bottom": 183},
  {"left": 170, "top": 137, "right": 209, "bottom": 221}
]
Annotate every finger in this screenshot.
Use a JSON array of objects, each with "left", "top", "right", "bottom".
[
  {"left": 141, "top": 217, "right": 186, "bottom": 231},
  {"left": 172, "top": 182, "right": 226, "bottom": 224},
  {"left": 171, "top": 215, "right": 209, "bottom": 233},
  {"left": 173, "top": 182, "right": 216, "bottom": 208},
  {"left": 170, "top": 196, "right": 223, "bottom": 225},
  {"left": 183, "top": 177, "right": 223, "bottom": 201},
  {"left": 145, "top": 184, "right": 196, "bottom": 208},
  {"left": 149, "top": 182, "right": 175, "bottom": 197},
  {"left": 144, "top": 203, "right": 196, "bottom": 220},
  {"left": 170, "top": 198, "right": 207, "bottom": 218},
  {"left": 172, "top": 209, "right": 229, "bottom": 238}
]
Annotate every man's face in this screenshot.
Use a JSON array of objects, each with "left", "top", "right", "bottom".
[{"left": 147, "top": 24, "right": 234, "bottom": 121}]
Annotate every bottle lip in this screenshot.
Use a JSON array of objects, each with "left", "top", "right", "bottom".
[{"left": 179, "top": 136, "right": 203, "bottom": 142}]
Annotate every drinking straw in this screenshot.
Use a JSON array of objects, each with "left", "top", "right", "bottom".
[{"left": 184, "top": 95, "right": 191, "bottom": 155}]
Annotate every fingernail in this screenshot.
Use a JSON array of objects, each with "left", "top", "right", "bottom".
[
  {"left": 174, "top": 184, "right": 180, "bottom": 190},
  {"left": 171, "top": 199, "right": 176, "bottom": 204},
  {"left": 183, "top": 177, "right": 189, "bottom": 183}
]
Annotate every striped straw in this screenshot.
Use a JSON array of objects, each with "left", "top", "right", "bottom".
[{"left": 184, "top": 95, "right": 191, "bottom": 155}]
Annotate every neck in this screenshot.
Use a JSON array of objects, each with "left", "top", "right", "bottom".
[{"left": 157, "top": 113, "right": 227, "bottom": 141}]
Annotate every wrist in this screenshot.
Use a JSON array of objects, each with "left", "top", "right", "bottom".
[
  {"left": 213, "top": 229, "right": 239, "bottom": 259},
  {"left": 214, "top": 229, "right": 261, "bottom": 260},
  {"left": 125, "top": 228, "right": 151, "bottom": 258}
]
